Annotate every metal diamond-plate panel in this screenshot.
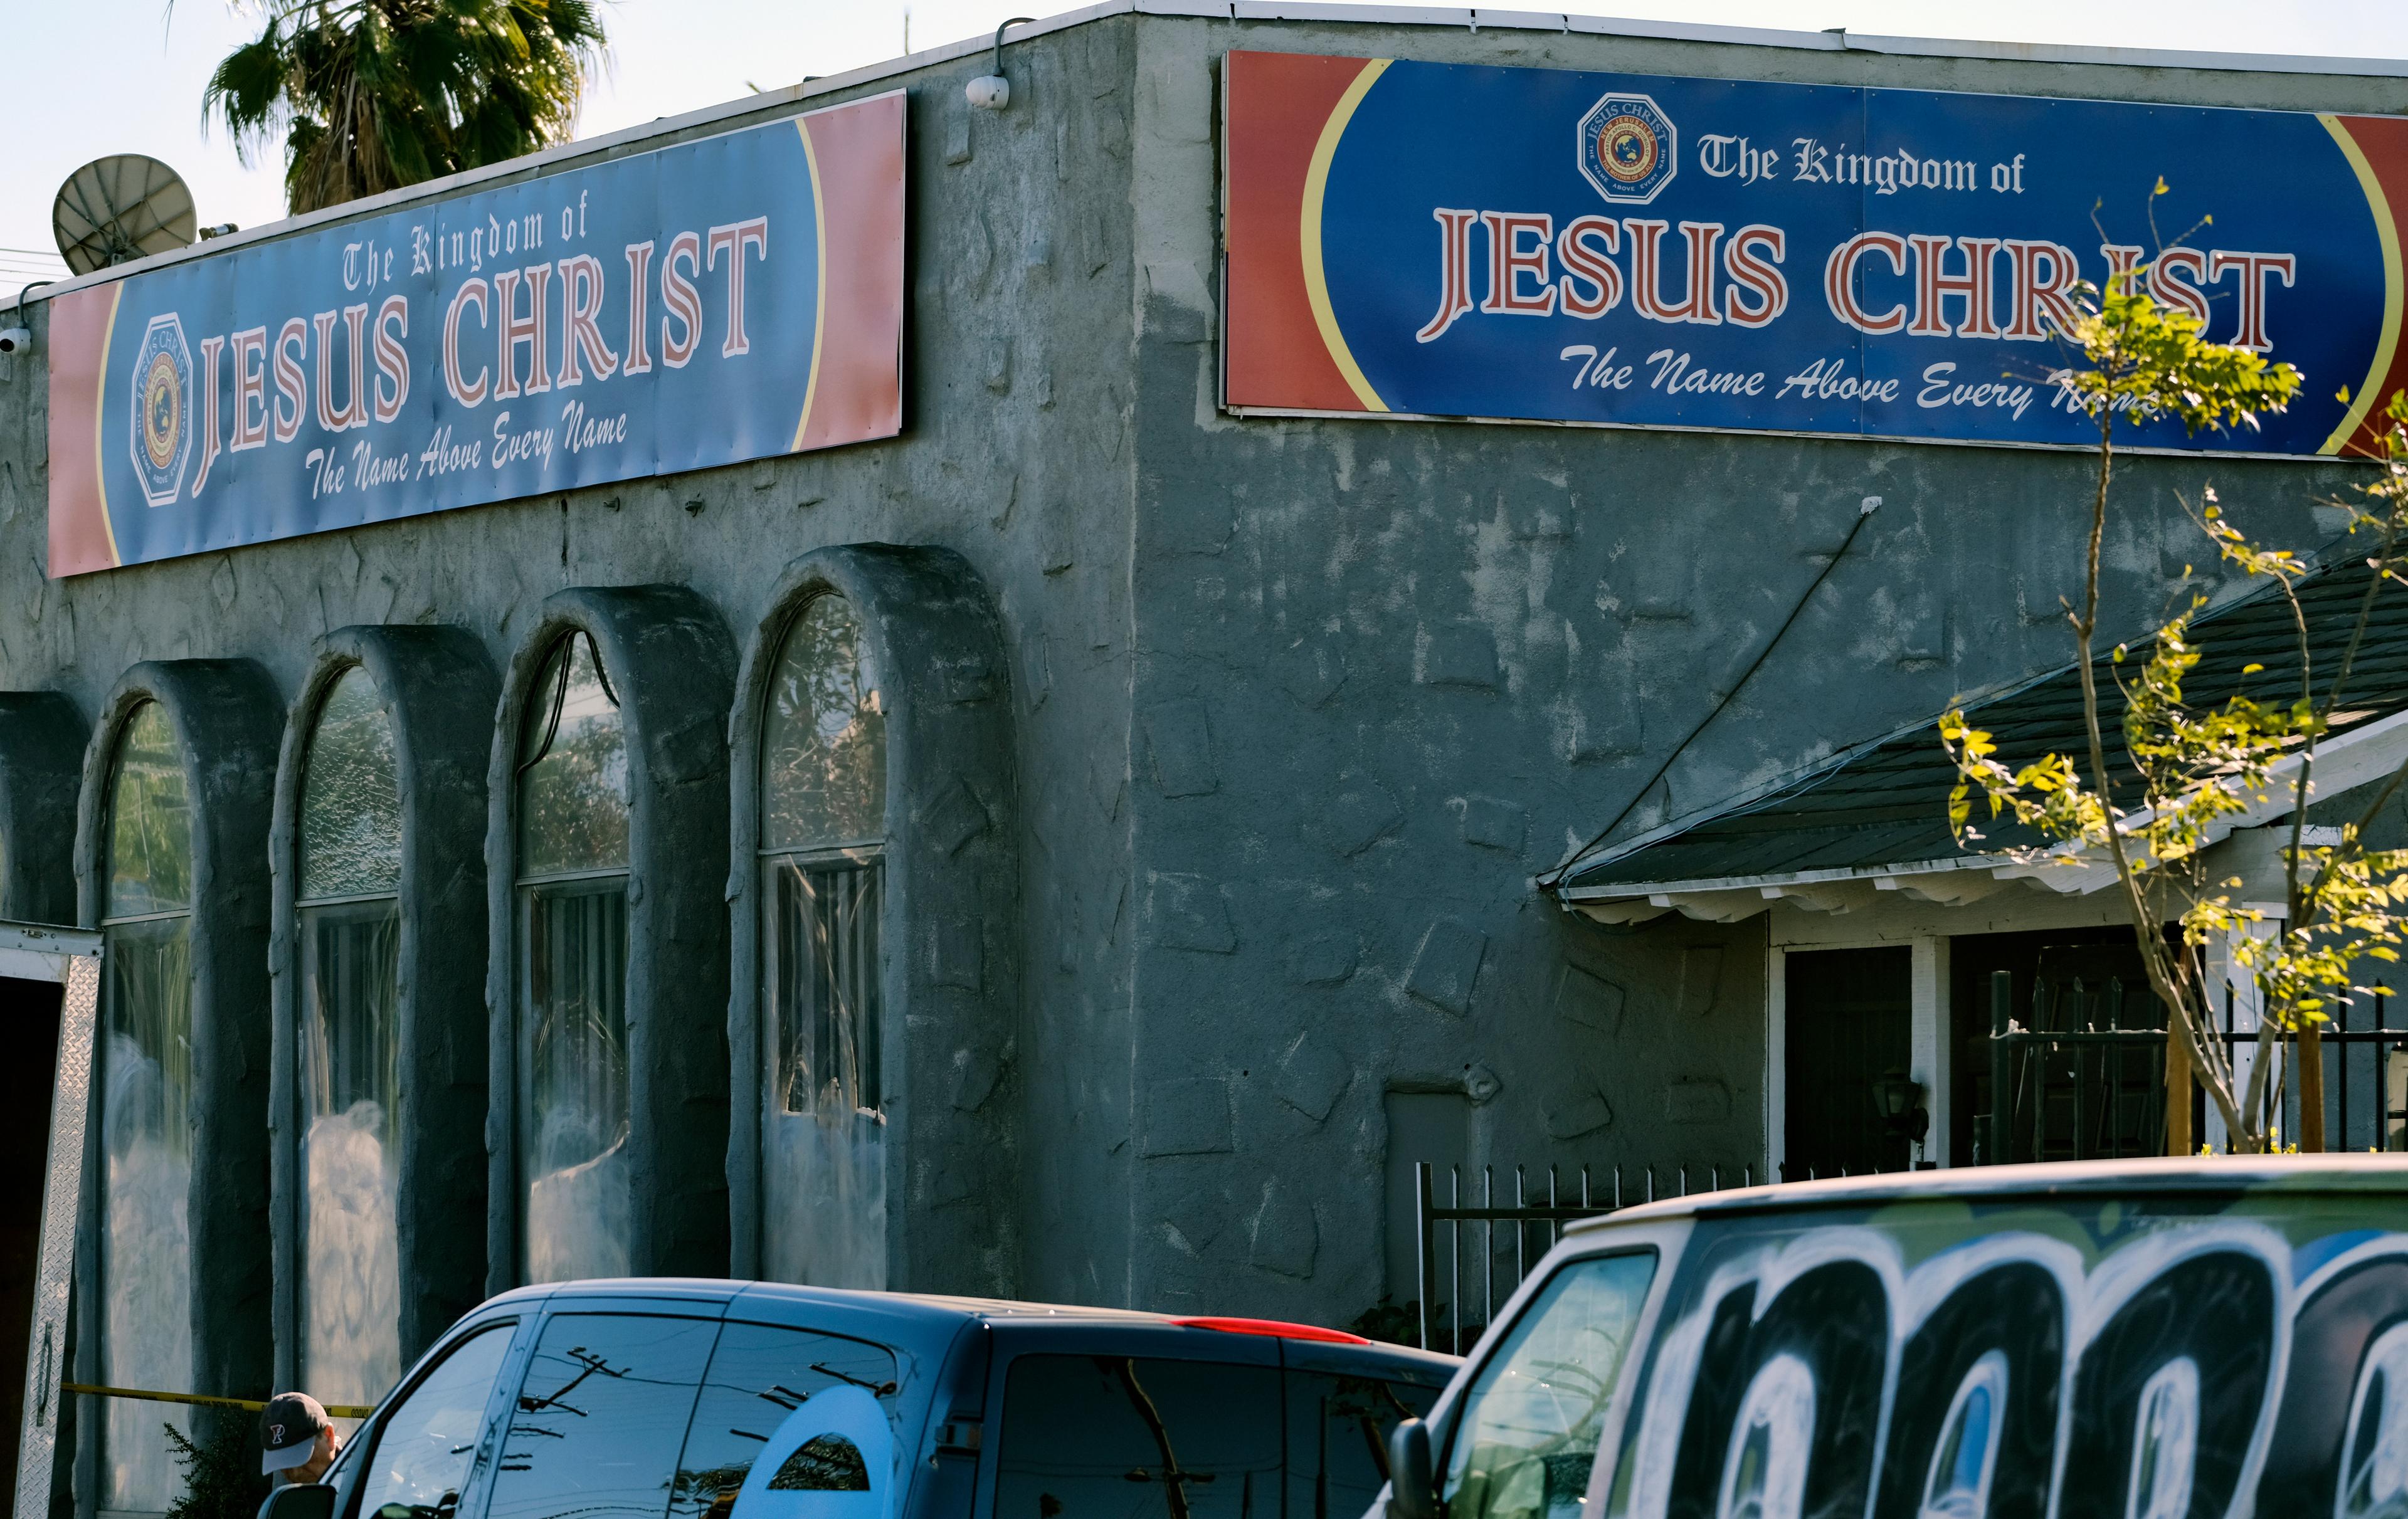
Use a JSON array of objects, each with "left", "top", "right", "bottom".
[{"left": 16, "top": 952, "right": 98, "bottom": 1519}]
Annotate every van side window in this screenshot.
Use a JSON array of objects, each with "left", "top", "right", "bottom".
[
  {"left": 997, "top": 1356, "right": 1282, "bottom": 1519},
  {"left": 485, "top": 1315, "right": 719, "bottom": 1519},
  {"left": 356, "top": 1322, "right": 517, "bottom": 1519},
  {"left": 668, "top": 1321, "right": 901, "bottom": 1519},
  {"left": 1440, "top": 1251, "right": 1657, "bottom": 1519}
]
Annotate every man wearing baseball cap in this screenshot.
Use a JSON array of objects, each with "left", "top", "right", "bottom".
[{"left": 259, "top": 1393, "right": 341, "bottom": 1485}]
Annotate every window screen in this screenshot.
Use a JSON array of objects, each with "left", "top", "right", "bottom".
[
  {"left": 758, "top": 593, "right": 887, "bottom": 1290},
  {"left": 98, "top": 701, "right": 195, "bottom": 1512},
  {"left": 515, "top": 633, "right": 633, "bottom": 1283}
]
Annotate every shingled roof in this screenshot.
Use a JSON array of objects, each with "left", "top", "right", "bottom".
[{"left": 1552, "top": 554, "right": 2408, "bottom": 922}]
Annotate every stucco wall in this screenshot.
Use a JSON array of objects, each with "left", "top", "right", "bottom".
[{"left": 1111, "top": 14, "right": 2402, "bottom": 1325}]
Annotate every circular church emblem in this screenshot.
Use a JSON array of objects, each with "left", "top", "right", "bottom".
[
  {"left": 1596, "top": 113, "right": 1661, "bottom": 184},
  {"left": 127, "top": 313, "right": 195, "bottom": 509},
  {"left": 141, "top": 349, "right": 182, "bottom": 472},
  {"left": 1577, "top": 92, "right": 1677, "bottom": 205}
]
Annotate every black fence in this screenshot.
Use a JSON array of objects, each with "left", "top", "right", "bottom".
[
  {"left": 1410, "top": 1160, "right": 1757, "bottom": 1353},
  {"left": 1985, "top": 967, "right": 2408, "bottom": 1163},
  {"left": 1408, "top": 974, "right": 2408, "bottom": 1352}
]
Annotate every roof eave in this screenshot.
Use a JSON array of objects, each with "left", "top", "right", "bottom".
[{"left": 1558, "top": 703, "right": 2408, "bottom": 926}]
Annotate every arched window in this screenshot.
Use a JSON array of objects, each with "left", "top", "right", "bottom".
[
  {"left": 98, "top": 702, "right": 194, "bottom": 1511},
  {"left": 515, "top": 632, "right": 631, "bottom": 1283},
  {"left": 295, "top": 665, "right": 403, "bottom": 1407},
  {"left": 759, "top": 593, "right": 887, "bottom": 1288}
]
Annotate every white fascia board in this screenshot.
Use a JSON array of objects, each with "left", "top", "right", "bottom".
[
  {"left": 1217, "top": 1, "right": 2408, "bottom": 74},
  {"left": 15, "top": 1, "right": 2407, "bottom": 311},
  {"left": 1558, "top": 852, "right": 1997, "bottom": 903},
  {"left": 1819, "top": 29, "right": 2408, "bottom": 78},
  {"left": 2076, "top": 703, "right": 2408, "bottom": 857}
]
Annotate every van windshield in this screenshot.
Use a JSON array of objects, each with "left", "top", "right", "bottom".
[
  {"left": 996, "top": 1355, "right": 1438, "bottom": 1519},
  {"left": 1440, "top": 1251, "right": 1658, "bottom": 1519}
]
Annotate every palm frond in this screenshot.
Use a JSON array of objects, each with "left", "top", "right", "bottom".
[{"left": 200, "top": 0, "right": 609, "bottom": 214}]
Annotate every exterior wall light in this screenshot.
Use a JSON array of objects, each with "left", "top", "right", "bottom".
[
  {"left": 1874, "top": 1067, "right": 1930, "bottom": 1143},
  {"left": 966, "top": 17, "right": 1035, "bottom": 109},
  {"left": 2, "top": 280, "right": 48, "bottom": 357}
]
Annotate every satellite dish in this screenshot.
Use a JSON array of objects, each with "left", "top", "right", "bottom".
[{"left": 52, "top": 155, "right": 198, "bottom": 275}]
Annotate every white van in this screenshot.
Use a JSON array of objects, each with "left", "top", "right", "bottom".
[{"left": 1383, "top": 1157, "right": 2408, "bottom": 1519}]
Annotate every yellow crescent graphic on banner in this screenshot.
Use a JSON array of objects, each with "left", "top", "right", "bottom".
[
  {"left": 94, "top": 284, "right": 123, "bottom": 567},
  {"left": 1302, "top": 58, "right": 1391, "bottom": 413},
  {"left": 792, "top": 115, "right": 829, "bottom": 451},
  {"left": 2322, "top": 114, "right": 2403, "bottom": 456}
]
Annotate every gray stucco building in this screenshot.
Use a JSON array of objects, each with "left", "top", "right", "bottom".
[{"left": 1, "top": 8, "right": 2403, "bottom": 1512}]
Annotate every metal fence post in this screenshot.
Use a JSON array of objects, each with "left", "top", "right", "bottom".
[
  {"left": 1990, "top": 969, "right": 2011, "bottom": 1165},
  {"left": 1415, "top": 1160, "right": 1434, "bottom": 1352}
]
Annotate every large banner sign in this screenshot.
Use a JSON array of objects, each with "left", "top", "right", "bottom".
[
  {"left": 1223, "top": 53, "right": 2408, "bottom": 458},
  {"left": 46, "top": 92, "right": 903, "bottom": 577}
]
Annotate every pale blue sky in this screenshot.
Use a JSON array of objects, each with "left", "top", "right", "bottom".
[{"left": 5, "top": 0, "right": 2405, "bottom": 286}]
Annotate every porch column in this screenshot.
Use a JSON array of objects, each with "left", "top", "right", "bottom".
[
  {"left": 1911, "top": 936, "right": 1950, "bottom": 1166},
  {"left": 2207, "top": 906, "right": 2285, "bottom": 1152}
]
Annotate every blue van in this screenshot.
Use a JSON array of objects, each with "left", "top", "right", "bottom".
[{"left": 272, "top": 1280, "right": 1454, "bottom": 1519}]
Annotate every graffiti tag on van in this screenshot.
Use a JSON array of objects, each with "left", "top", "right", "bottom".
[{"left": 1607, "top": 1221, "right": 2408, "bottom": 1518}]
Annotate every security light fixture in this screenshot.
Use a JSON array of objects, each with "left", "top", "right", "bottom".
[
  {"left": 968, "top": 17, "right": 1036, "bottom": 109},
  {"left": 1874, "top": 1068, "right": 1930, "bottom": 1143}
]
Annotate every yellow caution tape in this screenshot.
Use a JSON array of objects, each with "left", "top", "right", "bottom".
[{"left": 61, "top": 1384, "right": 374, "bottom": 1420}]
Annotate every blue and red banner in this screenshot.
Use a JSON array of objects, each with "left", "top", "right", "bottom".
[
  {"left": 47, "top": 92, "right": 904, "bottom": 578},
  {"left": 1223, "top": 52, "right": 2408, "bottom": 459}
]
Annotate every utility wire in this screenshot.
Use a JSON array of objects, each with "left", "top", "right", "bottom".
[{"left": 1541, "top": 494, "right": 1885, "bottom": 889}]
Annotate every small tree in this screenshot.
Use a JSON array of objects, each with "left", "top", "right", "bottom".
[
  {"left": 162, "top": 1419, "right": 265, "bottom": 1519},
  {"left": 1941, "top": 256, "right": 2408, "bottom": 1155}
]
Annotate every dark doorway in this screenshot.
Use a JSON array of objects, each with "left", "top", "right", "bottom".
[
  {"left": 1383, "top": 1089, "right": 1469, "bottom": 1303},
  {"left": 0, "top": 974, "right": 64, "bottom": 1507},
  {"left": 1950, "top": 927, "right": 2172, "bottom": 1165},
  {"left": 1783, "top": 947, "right": 1911, "bottom": 1177}
]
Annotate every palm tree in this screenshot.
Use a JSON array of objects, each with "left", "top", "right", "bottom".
[{"left": 202, "top": 0, "right": 608, "bottom": 216}]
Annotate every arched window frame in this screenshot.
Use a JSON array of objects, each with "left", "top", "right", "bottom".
[
  {"left": 752, "top": 589, "right": 889, "bottom": 1289},
  {"left": 70, "top": 661, "right": 280, "bottom": 1512},
  {"left": 485, "top": 586, "right": 735, "bottom": 1294},
  {"left": 509, "top": 628, "right": 633, "bottom": 1285},
  {"left": 0, "top": 691, "right": 85, "bottom": 925},
  {"left": 267, "top": 629, "right": 496, "bottom": 1396},
  {"left": 724, "top": 546, "right": 1018, "bottom": 1292}
]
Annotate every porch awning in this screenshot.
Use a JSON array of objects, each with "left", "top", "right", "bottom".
[{"left": 1549, "top": 555, "right": 2408, "bottom": 925}]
